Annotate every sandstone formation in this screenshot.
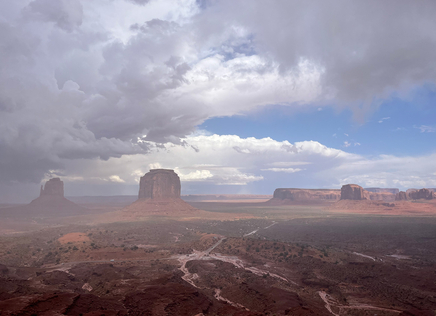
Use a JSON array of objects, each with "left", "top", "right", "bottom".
[
  {"left": 365, "top": 188, "right": 399, "bottom": 195},
  {"left": 395, "top": 191, "right": 408, "bottom": 201},
  {"left": 138, "top": 169, "right": 181, "bottom": 199},
  {"left": 271, "top": 188, "right": 341, "bottom": 202},
  {"left": 267, "top": 185, "right": 397, "bottom": 205},
  {"left": 340, "top": 184, "right": 397, "bottom": 201},
  {"left": 341, "top": 184, "right": 366, "bottom": 200},
  {"left": 40, "top": 178, "right": 64, "bottom": 197},
  {"left": 365, "top": 192, "right": 396, "bottom": 202},
  {"left": 0, "top": 178, "right": 85, "bottom": 217},
  {"left": 123, "top": 169, "right": 198, "bottom": 217},
  {"left": 407, "top": 188, "right": 434, "bottom": 200}
]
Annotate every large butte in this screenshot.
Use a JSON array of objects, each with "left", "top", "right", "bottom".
[
  {"left": 138, "top": 169, "right": 181, "bottom": 199},
  {"left": 123, "top": 169, "right": 197, "bottom": 216}
]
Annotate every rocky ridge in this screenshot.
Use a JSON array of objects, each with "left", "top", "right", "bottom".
[
  {"left": 407, "top": 188, "right": 434, "bottom": 200},
  {"left": 267, "top": 188, "right": 340, "bottom": 204}
]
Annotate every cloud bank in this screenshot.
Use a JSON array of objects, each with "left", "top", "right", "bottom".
[{"left": 0, "top": 0, "right": 436, "bottom": 199}]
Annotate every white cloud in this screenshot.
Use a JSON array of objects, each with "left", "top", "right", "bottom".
[
  {"left": 52, "top": 134, "right": 357, "bottom": 189},
  {"left": 261, "top": 168, "right": 303, "bottom": 173},
  {"left": 344, "top": 141, "right": 351, "bottom": 147},
  {"left": 329, "top": 153, "right": 436, "bottom": 189},
  {"left": 148, "top": 162, "right": 163, "bottom": 170},
  {"left": 378, "top": 117, "right": 390, "bottom": 123},
  {"left": 268, "top": 161, "right": 311, "bottom": 167},
  {"left": 175, "top": 168, "right": 213, "bottom": 181},
  {"left": 109, "top": 175, "right": 125, "bottom": 183},
  {"left": 415, "top": 125, "right": 436, "bottom": 133}
]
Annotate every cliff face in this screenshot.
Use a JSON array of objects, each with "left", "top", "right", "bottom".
[
  {"left": 272, "top": 189, "right": 341, "bottom": 201},
  {"left": 407, "top": 189, "right": 434, "bottom": 200},
  {"left": 341, "top": 184, "right": 396, "bottom": 201},
  {"left": 124, "top": 169, "right": 198, "bottom": 216},
  {"left": 395, "top": 191, "right": 408, "bottom": 201},
  {"left": 269, "top": 186, "right": 397, "bottom": 204},
  {"left": 365, "top": 192, "right": 396, "bottom": 202},
  {"left": 341, "top": 184, "right": 366, "bottom": 200},
  {"left": 138, "top": 169, "right": 181, "bottom": 199},
  {"left": 40, "top": 178, "right": 64, "bottom": 197}
]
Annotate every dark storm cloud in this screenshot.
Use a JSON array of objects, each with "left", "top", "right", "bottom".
[
  {"left": 1, "top": 0, "right": 436, "bottom": 188},
  {"left": 126, "top": 0, "right": 152, "bottom": 5}
]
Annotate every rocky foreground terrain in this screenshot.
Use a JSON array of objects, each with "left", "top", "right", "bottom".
[{"left": 1, "top": 207, "right": 436, "bottom": 316}]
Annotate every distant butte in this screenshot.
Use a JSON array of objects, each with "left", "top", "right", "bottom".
[
  {"left": 0, "top": 178, "right": 85, "bottom": 217},
  {"left": 266, "top": 188, "right": 341, "bottom": 205},
  {"left": 341, "top": 184, "right": 366, "bottom": 200},
  {"left": 407, "top": 188, "right": 434, "bottom": 200},
  {"left": 27, "top": 178, "right": 85, "bottom": 216},
  {"left": 341, "top": 184, "right": 397, "bottom": 202}
]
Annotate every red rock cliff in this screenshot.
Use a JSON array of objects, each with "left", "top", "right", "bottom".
[
  {"left": 341, "top": 184, "right": 366, "bottom": 200},
  {"left": 272, "top": 188, "right": 341, "bottom": 201},
  {"left": 138, "top": 169, "right": 181, "bottom": 199},
  {"left": 407, "top": 188, "right": 434, "bottom": 200},
  {"left": 40, "top": 178, "right": 64, "bottom": 197},
  {"left": 395, "top": 191, "right": 408, "bottom": 201}
]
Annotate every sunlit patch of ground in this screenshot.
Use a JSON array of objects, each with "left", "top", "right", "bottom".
[{"left": 58, "top": 232, "right": 90, "bottom": 244}]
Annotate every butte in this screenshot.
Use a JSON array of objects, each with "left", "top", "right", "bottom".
[
  {"left": 122, "top": 169, "right": 199, "bottom": 218},
  {"left": 1, "top": 178, "right": 85, "bottom": 217}
]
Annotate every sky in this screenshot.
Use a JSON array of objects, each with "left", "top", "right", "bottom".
[{"left": 0, "top": 0, "right": 435, "bottom": 202}]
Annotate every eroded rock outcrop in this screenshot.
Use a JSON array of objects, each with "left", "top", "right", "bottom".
[
  {"left": 40, "top": 178, "right": 64, "bottom": 197},
  {"left": 395, "top": 191, "right": 408, "bottom": 201},
  {"left": 365, "top": 192, "right": 396, "bottom": 202},
  {"left": 271, "top": 188, "right": 341, "bottom": 202},
  {"left": 138, "top": 169, "right": 181, "bottom": 199},
  {"left": 0, "top": 178, "right": 85, "bottom": 217},
  {"left": 408, "top": 188, "right": 434, "bottom": 200},
  {"left": 341, "top": 184, "right": 366, "bottom": 200},
  {"left": 124, "top": 169, "right": 198, "bottom": 216},
  {"left": 27, "top": 178, "right": 85, "bottom": 216}
]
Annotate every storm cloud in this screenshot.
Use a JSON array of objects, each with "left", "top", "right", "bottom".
[{"left": 1, "top": 0, "right": 435, "bottom": 194}]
